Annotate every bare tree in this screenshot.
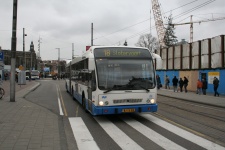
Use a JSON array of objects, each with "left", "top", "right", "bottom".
[
  {"left": 135, "top": 33, "right": 159, "bottom": 53},
  {"left": 164, "top": 14, "right": 178, "bottom": 47}
]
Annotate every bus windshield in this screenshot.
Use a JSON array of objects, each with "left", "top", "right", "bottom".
[{"left": 96, "top": 58, "right": 155, "bottom": 90}]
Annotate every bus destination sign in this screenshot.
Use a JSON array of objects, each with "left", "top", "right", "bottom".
[{"left": 94, "top": 48, "right": 151, "bottom": 58}]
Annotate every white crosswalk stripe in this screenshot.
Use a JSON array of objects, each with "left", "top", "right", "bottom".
[
  {"left": 120, "top": 115, "right": 187, "bottom": 150},
  {"left": 68, "top": 115, "right": 225, "bottom": 150},
  {"left": 141, "top": 114, "right": 225, "bottom": 150},
  {"left": 69, "top": 117, "right": 100, "bottom": 150},
  {"left": 94, "top": 117, "right": 144, "bottom": 150}
]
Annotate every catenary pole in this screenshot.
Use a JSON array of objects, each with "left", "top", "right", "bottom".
[
  {"left": 10, "top": 0, "right": 18, "bottom": 102},
  {"left": 91, "top": 23, "right": 93, "bottom": 46}
]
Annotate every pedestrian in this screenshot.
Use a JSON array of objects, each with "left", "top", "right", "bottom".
[
  {"left": 172, "top": 76, "right": 178, "bottom": 92},
  {"left": 202, "top": 78, "right": 207, "bottom": 95},
  {"left": 156, "top": 75, "right": 161, "bottom": 89},
  {"left": 15, "top": 72, "right": 18, "bottom": 83},
  {"left": 165, "top": 75, "right": 170, "bottom": 89},
  {"left": 213, "top": 77, "right": 219, "bottom": 97},
  {"left": 178, "top": 78, "right": 184, "bottom": 92},
  {"left": 196, "top": 79, "right": 202, "bottom": 94},
  {"left": 183, "top": 76, "right": 189, "bottom": 93}
]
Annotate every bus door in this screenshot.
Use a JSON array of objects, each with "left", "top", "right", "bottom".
[{"left": 87, "top": 70, "right": 96, "bottom": 112}]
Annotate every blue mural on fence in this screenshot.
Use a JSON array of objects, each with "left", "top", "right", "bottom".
[
  {"left": 156, "top": 70, "right": 179, "bottom": 88},
  {"left": 156, "top": 69, "right": 225, "bottom": 96}
]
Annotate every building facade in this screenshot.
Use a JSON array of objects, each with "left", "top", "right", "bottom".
[{"left": 1, "top": 41, "right": 37, "bottom": 71}]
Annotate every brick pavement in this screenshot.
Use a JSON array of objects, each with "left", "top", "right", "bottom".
[{"left": 0, "top": 80, "right": 62, "bottom": 150}]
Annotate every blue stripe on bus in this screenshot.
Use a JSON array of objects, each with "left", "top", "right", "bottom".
[{"left": 91, "top": 104, "right": 158, "bottom": 116}]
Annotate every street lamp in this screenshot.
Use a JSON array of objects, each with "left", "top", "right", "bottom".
[
  {"left": 23, "top": 28, "right": 27, "bottom": 70},
  {"left": 56, "top": 48, "right": 60, "bottom": 78}
]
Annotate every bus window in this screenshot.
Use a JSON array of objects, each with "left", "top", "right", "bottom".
[{"left": 91, "top": 71, "right": 96, "bottom": 91}]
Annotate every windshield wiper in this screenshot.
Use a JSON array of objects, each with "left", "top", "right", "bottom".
[
  {"left": 126, "top": 77, "right": 150, "bottom": 92},
  {"left": 139, "top": 85, "right": 150, "bottom": 92},
  {"left": 103, "top": 85, "right": 123, "bottom": 93}
]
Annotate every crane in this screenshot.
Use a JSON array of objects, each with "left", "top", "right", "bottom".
[
  {"left": 169, "top": 16, "right": 225, "bottom": 43},
  {"left": 151, "top": 0, "right": 166, "bottom": 48}
]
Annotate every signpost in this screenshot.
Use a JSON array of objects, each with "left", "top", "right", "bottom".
[
  {"left": 0, "top": 51, "right": 4, "bottom": 61},
  {"left": 0, "top": 51, "right": 4, "bottom": 70}
]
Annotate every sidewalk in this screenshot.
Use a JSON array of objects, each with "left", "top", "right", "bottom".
[
  {"left": 0, "top": 80, "right": 61, "bottom": 150},
  {"left": 157, "top": 88, "right": 225, "bottom": 108}
]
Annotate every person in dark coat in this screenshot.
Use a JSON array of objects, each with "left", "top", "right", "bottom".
[
  {"left": 201, "top": 78, "right": 207, "bottom": 95},
  {"left": 183, "top": 76, "right": 189, "bottom": 93},
  {"left": 156, "top": 75, "right": 161, "bottom": 89},
  {"left": 15, "top": 72, "right": 18, "bottom": 83},
  {"left": 165, "top": 75, "right": 170, "bottom": 89},
  {"left": 172, "top": 76, "right": 178, "bottom": 92},
  {"left": 178, "top": 78, "right": 184, "bottom": 92},
  {"left": 213, "top": 77, "right": 219, "bottom": 96}
]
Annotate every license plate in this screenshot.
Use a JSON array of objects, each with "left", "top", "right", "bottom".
[{"left": 122, "top": 108, "right": 135, "bottom": 113}]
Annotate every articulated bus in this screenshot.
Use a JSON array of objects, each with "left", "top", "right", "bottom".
[{"left": 65, "top": 46, "right": 160, "bottom": 115}]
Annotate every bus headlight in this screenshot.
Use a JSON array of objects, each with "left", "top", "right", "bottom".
[
  {"left": 150, "top": 99, "right": 155, "bottom": 104},
  {"left": 99, "top": 101, "right": 104, "bottom": 106}
]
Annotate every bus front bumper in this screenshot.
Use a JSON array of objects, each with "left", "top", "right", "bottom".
[{"left": 92, "top": 104, "right": 158, "bottom": 115}]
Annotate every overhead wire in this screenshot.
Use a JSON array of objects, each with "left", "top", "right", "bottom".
[
  {"left": 94, "top": 0, "right": 204, "bottom": 42},
  {"left": 173, "top": 0, "right": 216, "bottom": 19},
  {"left": 114, "top": 0, "right": 218, "bottom": 45}
]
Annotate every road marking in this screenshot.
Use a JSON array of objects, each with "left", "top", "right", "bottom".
[
  {"left": 58, "top": 98, "right": 64, "bottom": 115},
  {"left": 120, "top": 115, "right": 186, "bottom": 150},
  {"left": 141, "top": 114, "right": 225, "bottom": 150},
  {"left": 56, "top": 85, "right": 64, "bottom": 116},
  {"left": 69, "top": 117, "right": 100, "bottom": 150},
  {"left": 56, "top": 85, "right": 68, "bottom": 116},
  {"left": 58, "top": 85, "right": 68, "bottom": 116},
  {"left": 94, "top": 117, "right": 143, "bottom": 150}
]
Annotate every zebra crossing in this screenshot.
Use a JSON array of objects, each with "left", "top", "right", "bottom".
[{"left": 68, "top": 114, "right": 225, "bottom": 150}]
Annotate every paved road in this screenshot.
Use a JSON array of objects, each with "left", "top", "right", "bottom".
[{"left": 0, "top": 79, "right": 225, "bottom": 150}]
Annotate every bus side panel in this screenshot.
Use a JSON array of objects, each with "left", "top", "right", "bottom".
[{"left": 74, "top": 91, "right": 82, "bottom": 103}]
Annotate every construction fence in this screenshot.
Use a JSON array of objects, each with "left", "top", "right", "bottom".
[{"left": 155, "top": 35, "right": 225, "bottom": 95}]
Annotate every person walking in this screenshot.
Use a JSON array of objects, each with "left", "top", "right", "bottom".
[
  {"left": 172, "top": 76, "right": 178, "bottom": 92},
  {"left": 196, "top": 79, "right": 202, "bottom": 94},
  {"left": 15, "top": 72, "right": 18, "bottom": 83},
  {"left": 213, "top": 77, "right": 219, "bottom": 96},
  {"left": 202, "top": 78, "right": 207, "bottom": 95},
  {"left": 183, "top": 76, "right": 189, "bottom": 93},
  {"left": 178, "top": 78, "right": 184, "bottom": 92},
  {"left": 156, "top": 75, "right": 161, "bottom": 89},
  {"left": 165, "top": 75, "right": 170, "bottom": 89}
]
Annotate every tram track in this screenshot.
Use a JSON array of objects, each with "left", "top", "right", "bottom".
[
  {"left": 156, "top": 96, "right": 225, "bottom": 145},
  {"left": 158, "top": 101, "right": 225, "bottom": 122},
  {"left": 158, "top": 103, "right": 225, "bottom": 133}
]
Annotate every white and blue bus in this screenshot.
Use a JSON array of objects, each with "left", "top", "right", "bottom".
[{"left": 65, "top": 46, "right": 160, "bottom": 115}]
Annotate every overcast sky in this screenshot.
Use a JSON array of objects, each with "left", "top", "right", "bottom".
[{"left": 0, "top": 0, "right": 225, "bottom": 60}]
